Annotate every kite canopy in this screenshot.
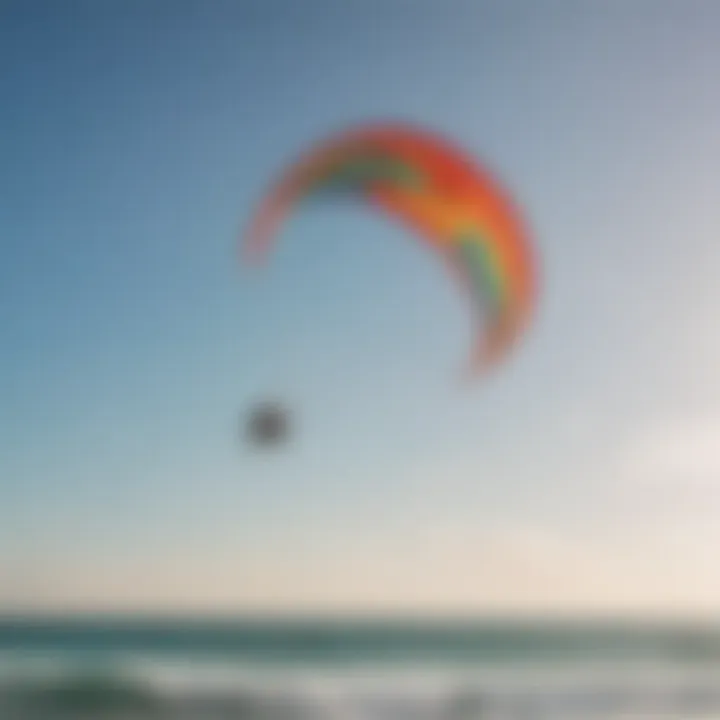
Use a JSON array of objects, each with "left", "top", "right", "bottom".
[{"left": 243, "top": 122, "right": 538, "bottom": 377}]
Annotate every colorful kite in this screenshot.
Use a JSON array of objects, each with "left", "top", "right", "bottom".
[{"left": 242, "top": 123, "right": 538, "bottom": 378}]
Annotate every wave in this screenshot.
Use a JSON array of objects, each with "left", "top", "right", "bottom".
[
  {"left": 0, "top": 674, "right": 161, "bottom": 717},
  {"left": 3, "top": 662, "right": 720, "bottom": 719}
]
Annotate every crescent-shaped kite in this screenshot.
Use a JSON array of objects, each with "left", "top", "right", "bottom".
[{"left": 242, "top": 123, "right": 538, "bottom": 378}]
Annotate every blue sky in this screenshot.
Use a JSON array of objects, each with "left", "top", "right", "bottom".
[{"left": 3, "top": 0, "right": 720, "bottom": 615}]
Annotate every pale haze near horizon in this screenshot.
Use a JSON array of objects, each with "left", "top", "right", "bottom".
[{"left": 3, "top": 0, "right": 720, "bottom": 617}]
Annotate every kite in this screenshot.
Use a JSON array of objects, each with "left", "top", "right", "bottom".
[{"left": 242, "top": 123, "right": 538, "bottom": 378}]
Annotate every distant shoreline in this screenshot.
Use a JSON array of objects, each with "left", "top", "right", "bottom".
[{"left": 0, "top": 612, "right": 719, "bottom": 630}]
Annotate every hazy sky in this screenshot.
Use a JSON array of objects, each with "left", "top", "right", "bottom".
[{"left": 3, "top": 0, "right": 720, "bottom": 616}]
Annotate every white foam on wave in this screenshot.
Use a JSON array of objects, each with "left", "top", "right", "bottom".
[{"left": 2, "top": 651, "right": 720, "bottom": 719}]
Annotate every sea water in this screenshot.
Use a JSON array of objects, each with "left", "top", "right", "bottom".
[{"left": 1, "top": 618, "right": 720, "bottom": 718}]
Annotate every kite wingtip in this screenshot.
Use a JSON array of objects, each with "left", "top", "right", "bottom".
[
  {"left": 458, "top": 336, "right": 509, "bottom": 388},
  {"left": 457, "top": 355, "right": 490, "bottom": 389},
  {"left": 238, "top": 231, "right": 268, "bottom": 268}
]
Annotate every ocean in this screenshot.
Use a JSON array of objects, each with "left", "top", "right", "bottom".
[{"left": 1, "top": 617, "right": 720, "bottom": 718}]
